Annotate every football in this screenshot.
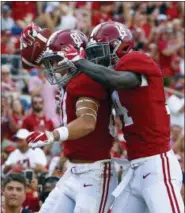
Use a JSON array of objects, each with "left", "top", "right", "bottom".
[{"left": 21, "top": 28, "right": 52, "bottom": 69}]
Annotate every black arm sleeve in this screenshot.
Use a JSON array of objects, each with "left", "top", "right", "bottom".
[{"left": 75, "top": 59, "right": 141, "bottom": 90}]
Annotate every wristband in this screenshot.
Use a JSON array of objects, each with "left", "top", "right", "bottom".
[{"left": 56, "top": 126, "right": 69, "bottom": 141}]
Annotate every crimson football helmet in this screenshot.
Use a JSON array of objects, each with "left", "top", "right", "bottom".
[
  {"left": 42, "top": 29, "right": 88, "bottom": 86},
  {"left": 86, "top": 21, "right": 134, "bottom": 66}
]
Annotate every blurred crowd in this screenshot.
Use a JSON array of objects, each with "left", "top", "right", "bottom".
[{"left": 1, "top": 1, "right": 184, "bottom": 212}]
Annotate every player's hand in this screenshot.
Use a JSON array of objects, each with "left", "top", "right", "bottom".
[
  {"left": 61, "top": 44, "right": 86, "bottom": 63},
  {"left": 20, "top": 23, "right": 41, "bottom": 49},
  {"left": 56, "top": 45, "right": 86, "bottom": 73},
  {"left": 26, "top": 131, "right": 55, "bottom": 148}
]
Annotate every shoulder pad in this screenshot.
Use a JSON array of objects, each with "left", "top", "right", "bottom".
[
  {"left": 67, "top": 73, "right": 108, "bottom": 100},
  {"left": 115, "top": 51, "right": 161, "bottom": 77}
]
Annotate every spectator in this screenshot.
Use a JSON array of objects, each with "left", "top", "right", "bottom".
[
  {"left": 173, "top": 131, "right": 185, "bottom": 202},
  {"left": 2, "top": 64, "right": 19, "bottom": 96},
  {"left": 169, "top": 56, "right": 182, "bottom": 75},
  {"left": 5, "top": 39, "right": 18, "bottom": 54},
  {"left": 170, "top": 125, "right": 183, "bottom": 147},
  {"left": 2, "top": 146, "right": 16, "bottom": 165},
  {"left": 92, "top": 2, "right": 113, "bottom": 27},
  {"left": 36, "top": 2, "right": 60, "bottom": 32},
  {"left": 7, "top": 99, "right": 26, "bottom": 141},
  {"left": 1, "top": 43, "right": 21, "bottom": 74},
  {"left": 167, "top": 76, "right": 184, "bottom": 127},
  {"left": 158, "top": 27, "right": 182, "bottom": 76},
  {"left": 179, "top": 43, "right": 184, "bottom": 75},
  {"left": 23, "top": 170, "right": 40, "bottom": 212},
  {"left": 166, "top": 2, "right": 180, "bottom": 20},
  {"left": 55, "top": 2, "right": 77, "bottom": 31},
  {"left": 39, "top": 176, "right": 59, "bottom": 205},
  {"left": 1, "top": 94, "right": 11, "bottom": 142},
  {"left": 22, "top": 94, "right": 54, "bottom": 132},
  {"left": 37, "top": 2, "right": 77, "bottom": 32},
  {"left": 28, "top": 65, "right": 60, "bottom": 127},
  {"left": 1, "top": 4, "right": 14, "bottom": 33},
  {"left": 173, "top": 132, "right": 184, "bottom": 170},
  {"left": 2, "top": 172, "right": 32, "bottom": 213},
  {"left": 3, "top": 129, "right": 47, "bottom": 175},
  {"left": 11, "top": 2, "right": 37, "bottom": 29},
  {"left": 74, "top": 3, "right": 91, "bottom": 34},
  {"left": 146, "top": 43, "right": 159, "bottom": 62}
]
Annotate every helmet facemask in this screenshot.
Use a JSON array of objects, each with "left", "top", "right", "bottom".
[
  {"left": 85, "top": 39, "right": 121, "bottom": 67},
  {"left": 86, "top": 22, "right": 134, "bottom": 66},
  {"left": 41, "top": 50, "right": 78, "bottom": 87}
]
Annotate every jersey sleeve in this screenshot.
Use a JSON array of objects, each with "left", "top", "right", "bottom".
[
  {"left": 67, "top": 73, "right": 108, "bottom": 101},
  {"left": 115, "top": 51, "right": 162, "bottom": 77}
]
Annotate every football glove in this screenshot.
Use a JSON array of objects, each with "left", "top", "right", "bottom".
[
  {"left": 26, "top": 130, "right": 54, "bottom": 148},
  {"left": 59, "top": 44, "right": 86, "bottom": 63},
  {"left": 20, "top": 23, "right": 41, "bottom": 49},
  {"left": 57, "top": 45, "right": 86, "bottom": 72}
]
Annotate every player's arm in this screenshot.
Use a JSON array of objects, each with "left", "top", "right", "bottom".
[
  {"left": 53, "top": 96, "right": 98, "bottom": 140},
  {"left": 27, "top": 97, "right": 99, "bottom": 148},
  {"left": 75, "top": 59, "right": 141, "bottom": 90}
]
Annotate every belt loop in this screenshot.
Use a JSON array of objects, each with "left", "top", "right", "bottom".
[{"left": 71, "top": 166, "right": 76, "bottom": 174}]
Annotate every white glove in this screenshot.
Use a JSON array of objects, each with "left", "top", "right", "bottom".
[{"left": 26, "top": 130, "right": 55, "bottom": 148}]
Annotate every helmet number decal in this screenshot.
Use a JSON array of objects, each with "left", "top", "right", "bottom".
[{"left": 70, "top": 33, "right": 83, "bottom": 48}]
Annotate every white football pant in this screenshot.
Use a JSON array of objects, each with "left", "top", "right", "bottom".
[
  {"left": 111, "top": 150, "right": 184, "bottom": 213},
  {"left": 39, "top": 159, "right": 118, "bottom": 213}
]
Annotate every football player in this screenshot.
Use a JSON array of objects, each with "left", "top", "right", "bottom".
[
  {"left": 20, "top": 26, "right": 118, "bottom": 213},
  {"left": 62, "top": 22, "right": 184, "bottom": 213}
]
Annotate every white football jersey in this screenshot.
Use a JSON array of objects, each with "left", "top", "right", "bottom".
[{"left": 4, "top": 148, "right": 47, "bottom": 169}]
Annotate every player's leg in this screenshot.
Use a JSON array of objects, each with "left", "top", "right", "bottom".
[
  {"left": 74, "top": 162, "right": 118, "bottom": 213},
  {"left": 111, "top": 187, "right": 148, "bottom": 213},
  {"left": 39, "top": 169, "right": 75, "bottom": 213},
  {"left": 142, "top": 150, "right": 184, "bottom": 213},
  {"left": 39, "top": 184, "right": 75, "bottom": 213}
]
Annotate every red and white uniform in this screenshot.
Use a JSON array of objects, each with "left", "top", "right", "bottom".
[
  {"left": 39, "top": 74, "right": 118, "bottom": 213},
  {"left": 63, "top": 73, "right": 113, "bottom": 161},
  {"left": 111, "top": 51, "right": 184, "bottom": 213},
  {"left": 113, "top": 51, "right": 170, "bottom": 160}
]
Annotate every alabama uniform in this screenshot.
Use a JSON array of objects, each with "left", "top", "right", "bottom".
[
  {"left": 40, "top": 73, "right": 118, "bottom": 213},
  {"left": 111, "top": 51, "right": 184, "bottom": 213}
]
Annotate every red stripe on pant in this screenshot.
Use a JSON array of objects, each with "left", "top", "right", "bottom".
[
  {"left": 99, "top": 162, "right": 111, "bottom": 213},
  {"left": 165, "top": 153, "right": 181, "bottom": 213},
  {"left": 161, "top": 153, "right": 176, "bottom": 213},
  {"left": 101, "top": 162, "right": 111, "bottom": 213}
]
